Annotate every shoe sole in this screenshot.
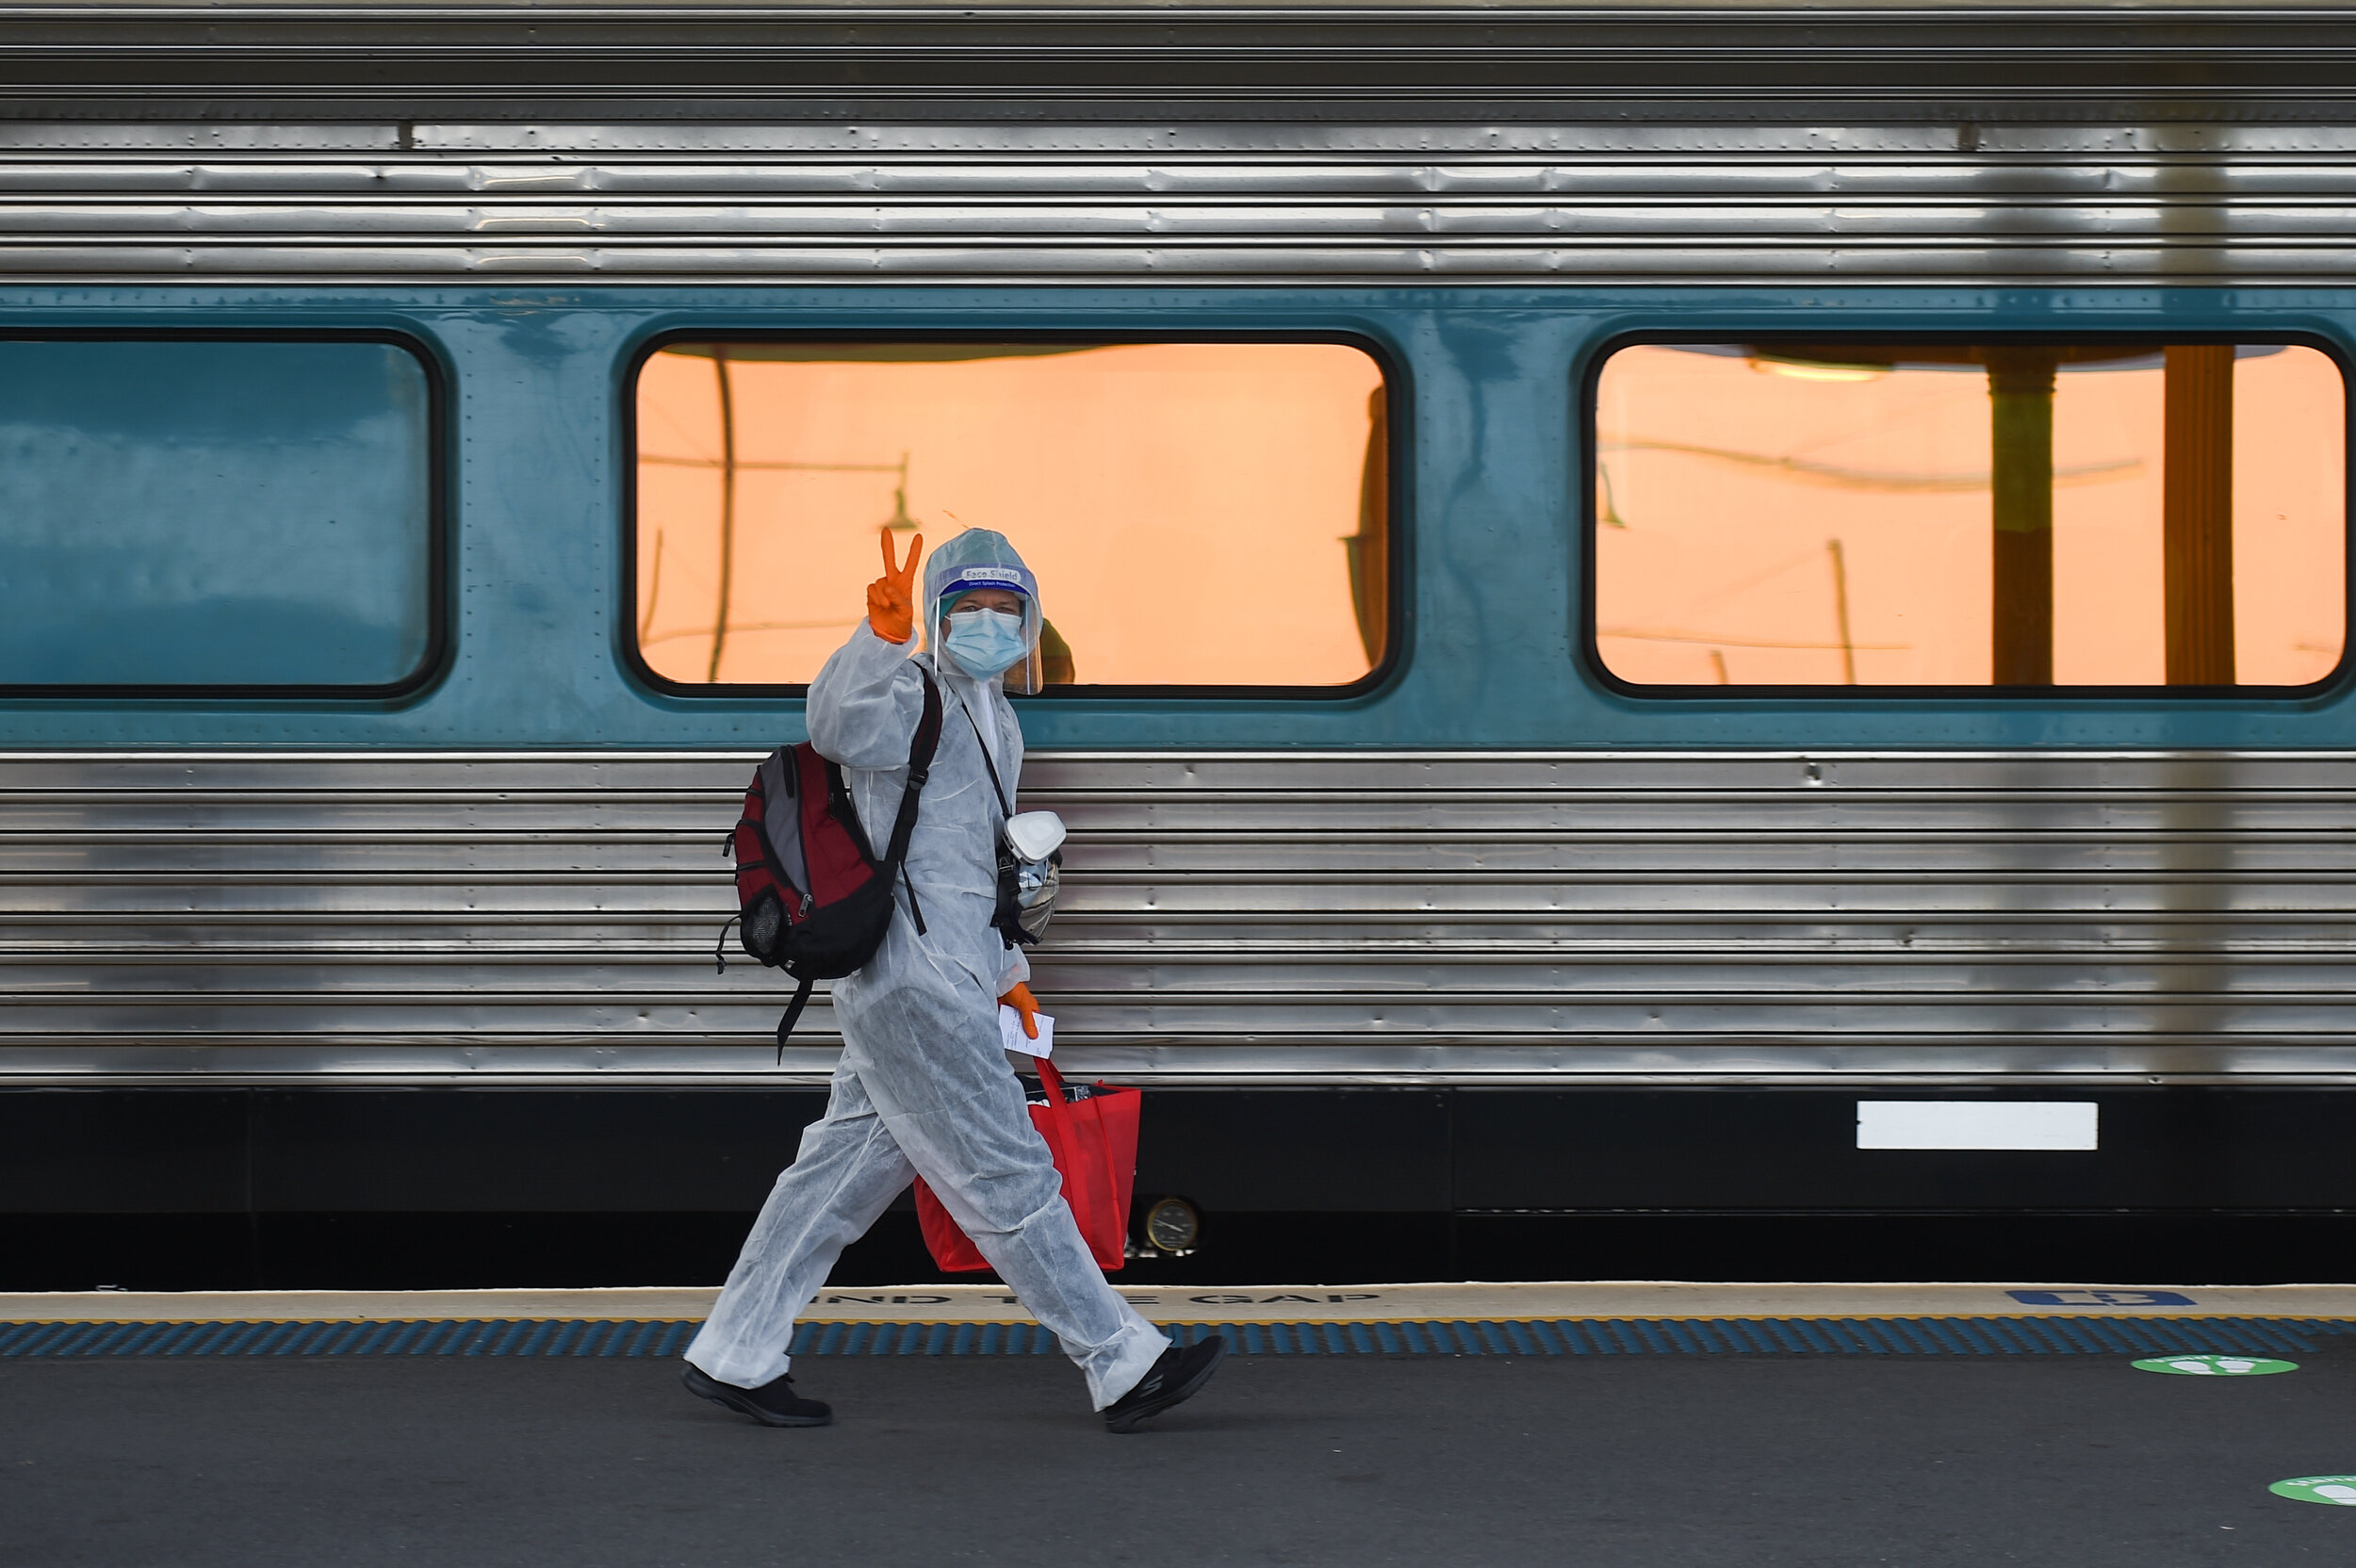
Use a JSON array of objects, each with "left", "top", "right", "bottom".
[
  {"left": 682, "top": 1364, "right": 833, "bottom": 1428},
  {"left": 1104, "top": 1337, "right": 1227, "bottom": 1433}
]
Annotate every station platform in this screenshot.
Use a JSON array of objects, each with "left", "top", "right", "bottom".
[{"left": 8, "top": 1282, "right": 2356, "bottom": 1565}]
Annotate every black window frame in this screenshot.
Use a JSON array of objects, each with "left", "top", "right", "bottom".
[
  {"left": 620, "top": 328, "right": 1407, "bottom": 702},
  {"left": 1581, "top": 329, "right": 2356, "bottom": 701},
  {"left": 0, "top": 327, "right": 450, "bottom": 702}
]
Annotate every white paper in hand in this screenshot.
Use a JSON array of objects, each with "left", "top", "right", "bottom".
[{"left": 1000, "top": 1004, "right": 1053, "bottom": 1057}]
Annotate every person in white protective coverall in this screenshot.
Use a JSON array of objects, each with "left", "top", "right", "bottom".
[{"left": 682, "top": 528, "right": 1226, "bottom": 1432}]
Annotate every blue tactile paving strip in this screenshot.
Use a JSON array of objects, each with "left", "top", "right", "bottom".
[{"left": 3, "top": 1315, "right": 2351, "bottom": 1359}]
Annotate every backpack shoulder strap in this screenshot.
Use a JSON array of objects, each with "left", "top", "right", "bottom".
[
  {"left": 878, "top": 666, "right": 942, "bottom": 872},
  {"left": 775, "top": 973, "right": 817, "bottom": 1065}
]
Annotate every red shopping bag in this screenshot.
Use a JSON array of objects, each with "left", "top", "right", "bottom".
[{"left": 915, "top": 1056, "right": 1137, "bottom": 1273}]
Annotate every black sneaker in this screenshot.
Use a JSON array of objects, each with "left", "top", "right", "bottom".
[
  {"left": 682, "top": 1364, "right": 833, "bottom": 1428},
  {"left": 1103, "top": 1335, "right": 1225, "bottom": 1433}
]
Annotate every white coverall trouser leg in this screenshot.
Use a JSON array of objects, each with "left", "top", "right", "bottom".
[{"left": 684, "top": 944, "right": 1170, "bottom": 1411}]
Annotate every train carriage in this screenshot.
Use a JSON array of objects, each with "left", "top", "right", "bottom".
[{"left": 5, "top": 0, "right": 2356, "bottom": 1286}]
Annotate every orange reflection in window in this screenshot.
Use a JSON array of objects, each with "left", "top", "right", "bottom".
[
  {"left": 634, "top": 342, "right": 1387, "bottom": 687},
  {"left": 1594, "top": 344, "right": 2346, "bottom": 687}
]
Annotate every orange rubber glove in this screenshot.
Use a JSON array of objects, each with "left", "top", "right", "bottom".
[
  {"left": 866, "top": 531, "right": 923, "bottom": 644},
  {"left": 998, "top": 980, "right": 1040, "bottom": 1041}
]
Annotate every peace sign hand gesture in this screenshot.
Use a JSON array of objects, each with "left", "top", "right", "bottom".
[{"left": 866, "top": 531, "right": 924, "bottom": 644}]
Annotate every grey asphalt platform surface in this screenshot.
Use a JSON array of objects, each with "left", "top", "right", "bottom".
[{"left": 7, "top": 1349, "right": 2356, "bottom": 1567}]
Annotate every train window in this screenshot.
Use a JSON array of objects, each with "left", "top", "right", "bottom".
[
  {"left": 0, "top": 336, "right": 437, "bottom": 692},
  {"left": 630, "top": 340, "right": 1390, "bottom": 689},
  {"left": 1592, "top": 341, "right": 2348, "bottom": 689}
]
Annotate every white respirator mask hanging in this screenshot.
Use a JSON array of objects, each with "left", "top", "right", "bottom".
[{"left": 996, "top": 809, "right": 1067, "bottom": 948}]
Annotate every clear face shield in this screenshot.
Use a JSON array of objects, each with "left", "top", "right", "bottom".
[{"left": 923, "top": 545, "right": 1045, "bottom": 696}]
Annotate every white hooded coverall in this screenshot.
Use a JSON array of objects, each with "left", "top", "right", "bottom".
[{"left": 685, "top": 585, "right": 1170, "bottom": 1410}]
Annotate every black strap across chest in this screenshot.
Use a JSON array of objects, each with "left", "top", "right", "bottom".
[
  {"left": 956, "top": 690, "right": 1012, "bottom": 819},
  {"left": 883, "top": 667, "right": 945, "bottom": 866}
]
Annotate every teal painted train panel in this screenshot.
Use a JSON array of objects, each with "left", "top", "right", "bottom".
[{"left": 0, "top": 286, "right": 2344, "bottom": 750}]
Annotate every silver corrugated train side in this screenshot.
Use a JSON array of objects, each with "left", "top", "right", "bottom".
[
  {"left": 5, "top": 749, "right": 2353, "bottom": 1087},
  {"left": 5, "top": 3, "right": 2356, "bottom": 1280}
]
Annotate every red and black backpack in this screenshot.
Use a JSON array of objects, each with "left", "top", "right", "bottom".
[{"left": 717, "top": 668, "right": 942, "bottom": 1054}]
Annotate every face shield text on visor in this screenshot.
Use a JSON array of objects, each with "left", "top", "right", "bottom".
[{"left": 921, "top": 529, "right": 1045, "bottom": 696}]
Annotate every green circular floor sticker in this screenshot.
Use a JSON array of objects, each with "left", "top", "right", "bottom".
[
  {"left": 2271, "top": 1477, "right": 2356, "bottom": 1506},
  {"left": 2132, "top": 1354, "right": 2299, "bottom": 1377}
]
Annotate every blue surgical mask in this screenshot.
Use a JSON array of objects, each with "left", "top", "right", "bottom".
[{"left": 943, "top": 608, "right": 1029, "bottom": 679}]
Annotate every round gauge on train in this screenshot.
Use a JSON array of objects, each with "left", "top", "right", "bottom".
[{"left": 1143, "top": 1196, "right": 1202, "bottom": 1254}]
